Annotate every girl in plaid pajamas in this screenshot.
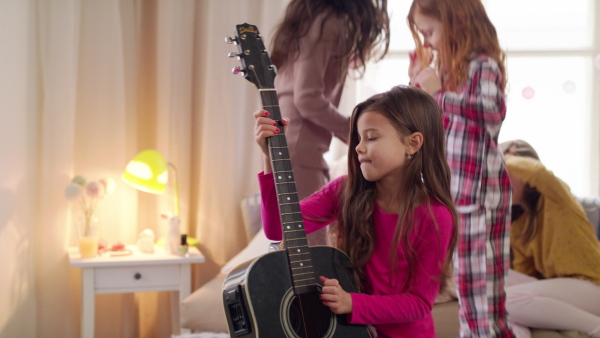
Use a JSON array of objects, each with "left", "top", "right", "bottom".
[{"left": 407, "top": 0, "right": 514, "bottom": 337}]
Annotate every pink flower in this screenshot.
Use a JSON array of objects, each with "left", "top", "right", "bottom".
[
  {"left": 85, "top": 181, "right": 103, "bottom": 199},
  {"left": 99, "top": 178, "right": 116, "bottom": 196}
]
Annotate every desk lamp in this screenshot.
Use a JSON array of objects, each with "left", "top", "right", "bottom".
[{"left": 122, "top": 149, "right": 180, "bottom": 254}]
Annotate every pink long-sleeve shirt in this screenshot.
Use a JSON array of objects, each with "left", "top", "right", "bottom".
[{"left": 259, "top": 172, "right": 454, "bottom": 338}]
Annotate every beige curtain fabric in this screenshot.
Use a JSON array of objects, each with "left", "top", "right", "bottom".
[{"left": 0, "top": 0, "right": 288, "bottom": 337}]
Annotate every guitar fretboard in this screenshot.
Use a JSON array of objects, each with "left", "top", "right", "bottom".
[{"left": 260, "top": 89, "right": 317, "bottom": 295}]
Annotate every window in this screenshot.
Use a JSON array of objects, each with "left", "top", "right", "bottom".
[{"left": 341, "top": 0, "right": 600, "bottom": 196}]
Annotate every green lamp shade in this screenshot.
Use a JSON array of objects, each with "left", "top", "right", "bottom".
[{"left": 122, "top": 150, "right": 168, "bottom": 194}]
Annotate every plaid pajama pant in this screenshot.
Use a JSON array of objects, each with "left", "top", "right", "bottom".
[{"left": 454, "top": 207, "right": 513, "bottom": 337}]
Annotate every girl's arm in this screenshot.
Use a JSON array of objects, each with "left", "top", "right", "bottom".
[
  {"left": 290, "top": 13, "right": 350, "bottom": 143},
  {"left": 347, "top": 207, "right": 455, "bottom": 324},
  {"left": 505, "top": 155, "right": 576, "bottom": 206},
  {"left": 434, "top": 54, "right": 506, "bottom": 125},
  {"left": 259, "top": 172, "right": 343, "bottom": 241}
]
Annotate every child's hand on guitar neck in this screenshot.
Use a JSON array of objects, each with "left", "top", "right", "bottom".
[
  {"left": 254, "top": 109, "right": 289, "bottom": 174},
  {"left": 319, "top": 276, "right": 353, "bottom": 315}
]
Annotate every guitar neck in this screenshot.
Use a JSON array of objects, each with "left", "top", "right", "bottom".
[{"left": 260, "top": 89, "right": 317, "bottom": 295}]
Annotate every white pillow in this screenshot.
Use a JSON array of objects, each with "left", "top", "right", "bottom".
[{"left": 220, "top": 228, "right": 273, "bottom": 275}]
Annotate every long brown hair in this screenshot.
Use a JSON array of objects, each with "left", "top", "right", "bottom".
[
  {"left": 270, "top": 0, "right": 390, "bottom": 78},
  {"left": 339, "top": 85, "right": 457, "bottom": 293},
  {"left": 407, "top": 0, "right": 506, "bottom": 91}
]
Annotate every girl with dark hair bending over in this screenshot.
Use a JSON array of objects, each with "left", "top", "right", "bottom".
[
  {"left": 254, "top": 86, "right": 457, "bottom": 337},
  {"left": 500, "top": 140, "right": 600, "bottom": 338},
  {"left": 270, "top": 0, "right": 390, "bottom": 245}
]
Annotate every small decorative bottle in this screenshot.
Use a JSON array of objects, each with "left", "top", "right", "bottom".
[{"left": 178, "top": 234, "right": 188, "bottom": 256}]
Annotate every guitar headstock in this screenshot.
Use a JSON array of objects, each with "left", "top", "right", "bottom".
[{"left": 226, "top": 23, "right": 277, "bottom": 89}]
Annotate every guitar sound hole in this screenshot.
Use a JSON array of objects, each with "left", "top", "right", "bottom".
[
  {"left": 288, "top": 292, "right": 334, "bottom": 338},
  {"left": 288, "top": 297, "right": 304, "bottom": 334}
]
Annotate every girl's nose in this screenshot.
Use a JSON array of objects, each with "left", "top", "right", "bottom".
[{"left": 355, "top": 142, "right": 365, "bottom": 154}]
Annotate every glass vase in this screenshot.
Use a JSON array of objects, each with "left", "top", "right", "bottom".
[{"left": 76, "top": 213, "right": 99, "bottom": 258}]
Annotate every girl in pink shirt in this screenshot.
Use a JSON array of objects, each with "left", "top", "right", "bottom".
[{"left": 254, "top": 85, "right": 457, "bottom": 337}]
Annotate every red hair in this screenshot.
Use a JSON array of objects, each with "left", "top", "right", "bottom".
[{"left": 408, "top": 0, "right": 506, "bottom": 91}]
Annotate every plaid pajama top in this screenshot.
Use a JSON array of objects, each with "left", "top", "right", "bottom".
[{"left": 433, "top": 53, "right": 511, "bottom": 210}]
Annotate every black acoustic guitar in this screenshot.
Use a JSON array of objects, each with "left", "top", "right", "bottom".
[{"left": 221, "top": 23, "right": 371, "bottom": 338}]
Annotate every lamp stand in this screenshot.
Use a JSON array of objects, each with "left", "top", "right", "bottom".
[
  {"left": 167, "top": 162, "right": 180, "bottom": 216},
  {"left": 165, "top": 163, "right": 181, "bottom": 255}
]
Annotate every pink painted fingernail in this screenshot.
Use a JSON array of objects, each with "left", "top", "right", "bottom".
[
  {"left": 273, "top": 122, "right": 277, "bottom": 126},
  {"left": 264, "top": 111, "right": 269, "bottom": 116},
  {"left": 275, "top": 128, "right": 280, "bottom": 133}
]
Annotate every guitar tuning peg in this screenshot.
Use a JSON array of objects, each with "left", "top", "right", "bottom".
[
  {"left": 232, "top": 66, "right": 245, "bottom": 75},
  {"left": 225, "top": 36, "right": 238, "bottom": 45},
  {"left": 228, "top": 52, "right": 242, "bottom": 59}
]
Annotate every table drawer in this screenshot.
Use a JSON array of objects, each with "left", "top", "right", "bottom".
[{"left": 95, "top": 264, "right": 180, "bottom": 292}]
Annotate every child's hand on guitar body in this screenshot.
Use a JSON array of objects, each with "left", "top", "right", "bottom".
[{"left": 319, "top": 276, "right": 353, "bottom": 315}]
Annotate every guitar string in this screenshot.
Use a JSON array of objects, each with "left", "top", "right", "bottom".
[
  {"left": 259, "top": 88, "right": 324, "bottom": 291},
  {"left": 251, "top": 52, "right": 322, "bottom": 291}
]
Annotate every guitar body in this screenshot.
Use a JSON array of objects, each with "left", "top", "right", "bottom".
[{"left": 223, "top": 246, "right": 371, "bottom": 338}]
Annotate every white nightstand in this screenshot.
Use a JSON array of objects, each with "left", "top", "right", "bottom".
[{"left": 68, "top": 245, "right": 205, "bottom": 338}]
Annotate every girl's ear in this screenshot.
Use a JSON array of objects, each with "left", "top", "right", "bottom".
[{"left": 406, "top": 132, "right": 424, "bottom": 155}]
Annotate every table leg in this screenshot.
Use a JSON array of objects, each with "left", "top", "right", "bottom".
[
  {"left": 173, "top": 263, "right": 192, "bottom": 335},
  {"left": 81, "top": 268, "right": 95, "bottom": 338}
]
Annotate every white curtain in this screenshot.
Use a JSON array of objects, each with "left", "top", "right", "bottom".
[{"left": 0, "top": 0, "right": 288, "bottom": 336}]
